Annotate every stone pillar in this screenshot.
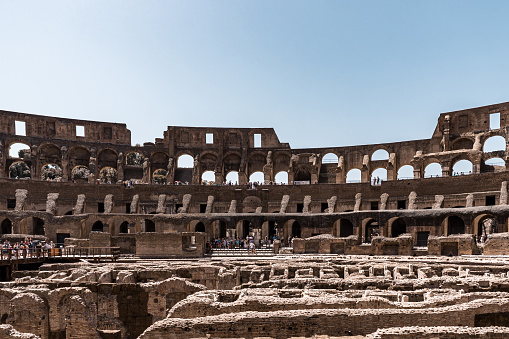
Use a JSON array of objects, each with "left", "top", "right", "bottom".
[
  {"left": 470, "top": 151, "right": 482, "bottom": 175},
  {"left": 117, "top": 152, "right": 124, "bottom": 181},
  {"left": 30, "top": 145, "right": 38, "bottom": 180},
  {"left": 60, "top": 146, "right": 69, "bottom": 182},
  {"left": 361, "top": 155, "right": 369, "bottom": 183},
  {"left": 441, "top": 160, "right": 451, "bottom": 177},
  {"left": 214, "top": 171, "right": 223, "bottom": 185}
]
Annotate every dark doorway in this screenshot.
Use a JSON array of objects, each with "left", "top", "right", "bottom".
[
  {"left": 447, "top": 216, "right": 465, "bottom": 235},
  {"left": 145, "top": 219, "right": 155, "bottom": 232},
  {"left": 391, "top": 218, "right": 407, "bottom": 237},
  {"left": 339, "top": 219, "right": 354, "bottom": 237},
  {"left": 1, "top": 219, "right": 12, "bottom": 234},
  {"left": 33, "top": 217, "right": 45, "bottom": 235},
  {"left": 292, "top": 221, "right": 301, "bottom": 237},
  {"left": 56, "top": 233, "right": 70, "bottom": 247},
  {"left": 92, "top": 221, "right": 104, "bottom": 232},
  {"left": 195, "top": 222, "right": 205, "bottom": 233},
  {"left": 119, "top": 221, "right": 129, "bottom": 234}
]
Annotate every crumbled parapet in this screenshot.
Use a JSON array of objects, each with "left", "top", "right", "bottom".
[
  {"left": 354, "top": 193, "right": 362, "bottom": 211},
  {"left": 15, "top": 189, "right": 28, "bottom": 212},
  {"left": 327, "top": 196, "right": 337, "bottom": 213},
  {"left": 228, "top": 200, "right": 237, "bottom": 214},
  {"left": 73, "top": 194, "right": 86, "bottom": 215},
  {"left": 466, "top": 193, "right": 474, "bottom": 207},
  {"left": 255, "top": 206, "right": 263, "bottom": 213},
  {"left": 408, "top": 191, "right": 417, "bottom": 209},
  {"left": 432, "top": 195, "right": 444, "bottom": 209},
  {"left": 280, "top": 195, "right": 290, "bottom": 213},
  {"left": 46, "top": 193, "right": 59, "bottom": 215},
  {"left": 156, "top": 194, "right": 167, "bottom": 214},
  {"left": 380, "top": 193, "right": 389, "bottom": 210},
  {"left": 104, "top": 194, "right": 114, "bottom": 213},
  {"left": 130, "top": 194, "right": 139, "bottom": 214},
  {"left": 205, "top": 196, "right": 214, "bottom": 213},
  {"left": 501, "top": 181, "right": 508, "bottom": 205},
  {"left": 179, "top": 194, "right": 192, "bottom": 213},
  {"left": 303, "top": 195, "right": 311, "bottom": 213}
]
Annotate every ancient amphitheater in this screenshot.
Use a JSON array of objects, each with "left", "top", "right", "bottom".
[{"left": 2, "top": 103, "right": 509, "bottom": 338}]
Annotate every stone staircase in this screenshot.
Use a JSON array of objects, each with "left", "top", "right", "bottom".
[{"left": 210, "top": 247, "right": 275, "bottom": 257}]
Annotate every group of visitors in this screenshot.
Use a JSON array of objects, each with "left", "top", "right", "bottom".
[
  {"left": 1, "top": 237, "right": 55, "bottom": 258},
  {"left": 211, "top": 236, "right": 275, "bottom": 250}
]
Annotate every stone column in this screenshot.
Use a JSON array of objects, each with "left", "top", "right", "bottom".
[{"left": 61, "top": 146, "right": 69, "bottom": 182}]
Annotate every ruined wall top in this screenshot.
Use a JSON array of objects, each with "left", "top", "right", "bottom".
[{"left": 0, "top": 109, "right": 131, "bottom": 145}]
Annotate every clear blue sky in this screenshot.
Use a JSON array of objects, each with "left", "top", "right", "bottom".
[{"left": 1, "top": 1, "right": 509, "bottom": 149}]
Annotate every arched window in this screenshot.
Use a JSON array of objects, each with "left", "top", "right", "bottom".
[
  {"left": 119, "top": 221, "right": 129, "bottom": 234},
  {"left": 483, "top": 136, "right": 506, "bottom": 152},
  {"left": 322, "top": 153, "right": 339, "bottom": 164},
  {"left": 397, "top": 165, "right": 414, "bottom": 180},
  {"left": 152, "top": 169, "right": 168, "bottom": 184},
  {"left": 41, "top": 164, "right": 62, "bottom": 181},
  {"left": 201, "top": 171, "right": 215, "bottom": 185},
  {"left": 92, "top": 221, "right": 104, "bottom": 232},
  {"left": 370, "top": 168, "right": 387, "bottom": 185},
  {"left": 177, "top": 154, "right": 194, "bottom": 168},
  {"left": 346, "top": 168, "right": 361, "bottom": 183},
  {"left": 1, "top": 219, "right": 12, "bottom": 235},
  {"left": 371, "top": 149, "right": 389, "bottom": 161},
  {"left": 99, "top": 167, "right": 118, "bottom": 183},
  {"left": 9, "top": 161, "right": 31, "bottom": 179},
  {"left": 225, "top": 171, "right": 239, "bottom": 184},
  {"left": 452, "top": 160, "right": 473, "bottom": 175},
  {"left": 424, "top": 163, "right": 442, "bottom": 178},
  {"left": 485, "top": 157, "right": 505, "bottom": 166},
  {"left": 249, "top": 171, "right": 264, "bottom": 183},
  {"left": 8, "top": 143, "right": 30, "bottom": 158},
  {"left": 275, "top": 171, "right": 288, "bottom": 184}
]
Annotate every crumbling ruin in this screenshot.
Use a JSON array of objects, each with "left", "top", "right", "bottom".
[{"left": 1, "top": 103, "right": 509, "bottom": 337}]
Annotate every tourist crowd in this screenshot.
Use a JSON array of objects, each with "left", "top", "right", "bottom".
[{"left": 1, "top": 237, "right": 56, "bottom": 258}]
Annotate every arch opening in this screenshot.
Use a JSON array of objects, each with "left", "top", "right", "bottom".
[
  {"left": 371, "top": 149, "right": 389, "bottom": 161},
  {"left": 1, "top": 219, "right": 12, "bottom": 235},
  {"left": 322, "top": 153, "right": 339, "bottom": 164},
  {"left": 483, "top": 136, "right": 505, "bottom": 153},
  {"left": 119, "top": 221, "right": 129, "bottom": 234},
  {"left": 152, "top": 169, "right": 167, "bottom": 184},
  {"left": 33, "top": 217, "right": 45, "bottom": 235},
  {"left": 145, "top": 219, "right": 155, "bottom": 232},
  {"left": 177, "top": 154, "right": 194, "bottom": 168},
  {"left": 249, "top": 171, "right": 264, "bottom": 184},
  {"left": 275, "top": 171, "right": 288, "bottom": 184},
  {"left": 225, "top": 171, "right": 239, "bottom": 185},
  {"left": 8, "top": 143, "right": 30, "bottom": 159},
  {"left": 371, "top": 168, "right": 387, "bottom": 185},
  {"left": 71, "top": 165, "right": 90, "bottom": 182},
  {"left": 452, "top": 159, "right": 473, "bottom": 176},
  {"left": 390, "top": 218, "right": 406, "bottom": 237},
  {"left": 346, "top": 168, "right": 361, "bottom": 183},
  {"left": 92, "top": 221, "right": 104, "bottom": 232},
  {"left": 424, "top": 162, "right": 442, "bottom": 178},
  {"left": 99, "top": 167, "right": 118, "bottom": 184},
  {"left": 201, "top": 171, "right": 215, "bottom": 185},
  {"left": 364, "top": 219, "right": 379, "bottom": 243},
  {"left": 397, "top": 165, "right": 414, "bottom": 180},
  {"left": 9, "top": 161, "right": 31, "bottom": 179},
  {"left": 447, "top": 216, "right": 465, "bottom": 235},
  {"left": 41, "top": 164, "right": 62, "bottom": 181}
]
